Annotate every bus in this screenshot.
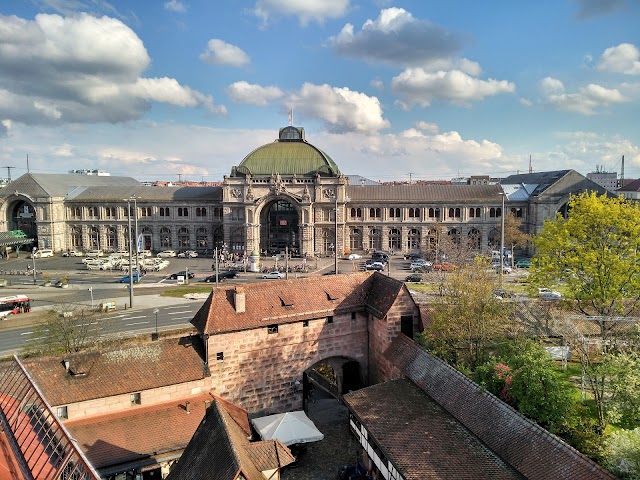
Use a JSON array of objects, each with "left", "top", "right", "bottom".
[{"left": 0, "top": 295, "right": 32, "bottom": 318}]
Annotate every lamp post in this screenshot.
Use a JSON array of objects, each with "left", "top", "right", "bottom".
[
  {"left": 88, "top": 287, "right": 94, "bottom": 307},
  {"left": 499, "top": 192, "right": 506, "bottom": 288},
  {"left": 153, "top": 308, "right": 159, "bottom": 340},
  {"left": 334, "top": 192, "right": 338, "bottom": 274},
  {"left": 132, "top": 196, "right": 139, "bottom": 281},
  {"left": 125, "top": 198, "right": 134, "bottom": 308},
  {"left": 31, "top": 247, "right": 37, "bottom": 285}
]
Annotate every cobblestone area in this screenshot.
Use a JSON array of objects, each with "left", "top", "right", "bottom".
[{"left": 281, "top": 397, "right": 360, "bottom": 480}]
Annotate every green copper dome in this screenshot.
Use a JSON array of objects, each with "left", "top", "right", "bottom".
[{"left": 231, "top": 127, "right": 341, "bottom": 177}]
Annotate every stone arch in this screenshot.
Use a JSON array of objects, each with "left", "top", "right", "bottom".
[
  {"left": 257, "top": 195, "right": 301, "bottom": 255},
  {"left": 5, "top": 197, "right": 38, "bottom": 245},
  {"left": 302, "top": 355, "right": 364, "bottom": 400}
]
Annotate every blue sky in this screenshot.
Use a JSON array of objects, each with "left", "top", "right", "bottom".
[{"left": 0, "top": 0, "right": 639, "bottom": 183}]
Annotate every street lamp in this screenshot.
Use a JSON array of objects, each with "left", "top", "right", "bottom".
[
  {"left": 125, "top": 198, "right": 134, "bottom": 308},
  {"left": 88, "top": 287, "right": 94, "bottom": 307},
  {"left": 131, "top": 196, "right": 139, "bottom": 282},
  {"left": 31, "top": 247, "right": 37, "bottom": 285},
  {"left": 499, "top": 191, "right": 506, "bottom": 288},
  {"left": 334, "top": 192, "right": 338, "bottom": 274}
]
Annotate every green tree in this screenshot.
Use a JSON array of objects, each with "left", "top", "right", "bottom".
[
  {"left": 605, "top": 428, "right": 640, "bottom": 479},
  {"left": 530, "top": 191, "right": 640, "bottom": 326},
  {"left": 418, "top": 257, "right": 511, "bottom": 369},
  {"left": 503, "top": 213, "right": 531, "bottom": 263}
]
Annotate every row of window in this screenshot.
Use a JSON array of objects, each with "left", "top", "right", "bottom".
[
  {"left": 348, "top": 206, "right": 523, "bottom": 220},
  {"left": 70, "top": 206, "right": 223, "bottom": 220}
]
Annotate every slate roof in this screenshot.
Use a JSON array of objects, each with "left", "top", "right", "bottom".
[
  {"left": 0, "top": 173, "right": 140, "bottom": 199},
  {"left": 343, "top": 378, "right": 524, "bottom": 480},
  {"left": 65, "top": 394, "right": 212, "bottom": 471},
  {"left": 166, "top": 398, "right": 295, "bottom": 480},
  {"left": 346, "top": 183, "right": 503, "bottom": 202},
  {"left": 191, "top": 271, "right": 407, "bottom": 335},
  {"left": 384, "top": 335, "right": 617, "bottom": 480},
  {"left": 68, "top": 185, "right": 222, "bottom": 202},
  {"left": 21, "top": 336, "right": 207, "bottom": 405}
]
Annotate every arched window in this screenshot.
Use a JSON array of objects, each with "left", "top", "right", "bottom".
[
  {"left": 408, "top": 228, "right": 420, "bottom": 250},
  {"left": 448, "top": 207, "right": 461, "bottom": 218},
  {"left": 426, "top": 228, "right": 438, "bottom": 257},
  {"left": 178, "top": 207, "right": 189, "bottom": 217},
  {"left": 106, "top": 226, "right": 117, "bottom": 250},
  {"left": 323, "top": 229, "right": 335, "bottom": 254},
  {"left": 369, "top": 208, "right": 381, "bottom": 219},
  {"left": 89, "top": 226, "right": 100, "bottom": 249},
  {"left": 349, "top": 227, "right": 362, "bottom": 250},
  {"left": 408, "top": 208, "right": 420, "bottom": 219},
  {"left": 71, "top": 207, "right": 82, "bottom": 219},
  {"left": 105, "top": 207, "right": 116, "bottom": 219},
  {"left": 388, "top": 228, "right": 401, "bottom": 251},
  {"left": 196, "top": 207, "right": 207, "bottom": 217},
  {"left": 350, "top": 207, "right": 363, "bottom": 219},
  {"left": 87, "top": 206, "right": 98, "bottom": 219},
  {"left": 489, "top": 207, "right": 497, "bottom": 218},
  {"left": 178, "top": 227, "right": 190, "bottom": 248},
  {"left": 448, "top": 228, "right": 461, "bottom": 245},
  {"left": 428, "top": 208, "right": 441, "bottom": 219},
  {"left": 488, "top": 228, "right": 500, "bottom": 250},
  {"left": 213, "top": 207, "right": 223, "bottom": 219},
  {"left": 469, "top": 207, "right": 481, "bottom": 218},
  {"left": 389, "top": 208, "right": 400, "bottom": 218},
  {"left": 196, "top": 227, "right": 208, "bottom": 249},
  {"left": 71, "top": 226, "right": 82, "bottom": 249},
  {"left": 160, "top": 227, "right": 171, "bottom": 248},
  {"left": 368, "top": 227, "right": 382, "bottom": 250},
  {"left": 510, "top": 207, "right": 523, "bottom": 218},
  {"left": 468, "top": 228, "right": 481, "bottom": 250},
  {"left": 159, "top": 207, "right": 169, "bottom": 217},
  {"left": 212, "top": 226, "right": 224, "bottom": 249}
]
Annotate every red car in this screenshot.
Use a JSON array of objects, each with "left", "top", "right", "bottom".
[{"left": 433, "top": 262, "right": 457, "bottom": 271}]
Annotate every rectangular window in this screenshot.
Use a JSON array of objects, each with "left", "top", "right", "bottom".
[
  {"left": 303, "top": 320, "right": 309, "bottom": 327},
  {"left": 216, "top": 352, "right": 224, "bottom": 361},
  {"left": 130, "top": 392, "right": 141, "bottom": 406},
  {"left": 327, "top": 316, "right": 334, "bottom": 324},
  {"left": 267, "top": 324, "right": 278, "bottom": 334},
  {"left": 57, "top": 406, "right": 68, "bottom": 419},
  {"left": 351, "top": 312, "right": 356, "bottom": 320}
]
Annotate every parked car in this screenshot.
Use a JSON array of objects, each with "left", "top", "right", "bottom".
[
  {"left": 178, "top": 250, "right": 198, "bottom": 258},
  {"left": 262, "top": 271, "right": 285, "bottom": 279},
  {"left": 347, "top": 253, "right": 362, "bottom": 260},
  {"left": 167, "top": 271, "right": 196, "bottom": 280},
  {"left": 29, "top": 249, "right": 53, "bottom": 259},
  {"left": 157, "top": 250, "right": 177, "bottom": 258},
  {"left": 85, "top": 249, "right": 103, "bottom": 258},
  {"left": 62, "top": 250, "right": 84, "bottom": 257},
  {"left": 365, "top": 261, "right": 385, "bottom": 271},
  {"left": 539, "top": 288, "right": 562, "bottom": 300},
  {"left": 433, "top": 262, "right": 457, "bottom": 271},
  {"left": 404, "top": 252, "right": 422, "bottom": 261},
  {"left": 515, "top": 258, "right": 531, "bottom": 268},
  {"left": 405, "top": 274, "right": 423, "bottom": 282},
  {"left": 410, "top": 260, "right": 432, "bottom": 272},
  {"left": 117, "top": 272, "right": 143, "bottom": 283},
  {"left": 202, "top": 271, "right": 238, "bottom": 282},
  {"left": 371, "top": 252, "right": 389, "bottom": 263}
]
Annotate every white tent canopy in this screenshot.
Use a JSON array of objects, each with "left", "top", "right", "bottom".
[{"left": 251, "top": 410, "right": 324, "bottom": 446}]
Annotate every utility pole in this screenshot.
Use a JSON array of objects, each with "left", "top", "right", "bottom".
[{"left": 4, "top": 166, "right": 14, "bottom": 182}]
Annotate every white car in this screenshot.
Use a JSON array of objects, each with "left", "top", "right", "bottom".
[
  {"left": 347, "top": 253, "right": 362, "bottom": 260},
  {"left": 62, "top": 250, "right": 84, "bottom": 257},
  {"left": 262, "top": 271, "right": 285, "bottom": 279},
  {"left": 157, "top": 250, "right": 177, "bottom": 258},
  {"left": 178, "top": 250, "right": 198, "bottom": 258},
  {"left": 539, "top": 288, "right": 562, "bottom": 300}
]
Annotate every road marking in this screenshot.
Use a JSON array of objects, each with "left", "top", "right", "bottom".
[
  {"left": 163, "top": 305, "right": 188, "bottom": 310},
  {"left": 172, "top": 316, "right": 193, "bottom": 321},
  {"left": 20, "top": 331, "right": 33, "bottom": 336},
  {"left": 122, "top": 315, "right": 146, "bottom": 320},
  {"left": 167, "top": 310, "right": 192, "bottom": 315},
  {"left": 125, "top": 321, "right": 149, "bottom": 326}
]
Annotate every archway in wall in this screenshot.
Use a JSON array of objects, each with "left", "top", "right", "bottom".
[
  {"left": 260, "top": 199, "right": 299, "bottom": 255},
  {"left": 303, "top": 357, "right": 363, "bottom": 405},
  {"left": 7, "top": 200, "right": 38, "bottom": 246}
]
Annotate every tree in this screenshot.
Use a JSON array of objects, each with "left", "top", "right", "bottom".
[
  {"left": 530, "top": 192, "right": 640, "bottom": 325},
  {"left": 418, "top": 257, "right": 511, "bottom": 369},
  {"left": 22, "top": 304, "right": 112, "bottom": 356},
  {"left": 503, "top": 213, "right": 531, "bottom": 263},
  {"left": 604, "top": 428, "right": 640, "bottom": 479}
]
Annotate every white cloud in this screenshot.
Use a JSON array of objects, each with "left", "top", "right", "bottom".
[
  {"left": 541, "top": 79, "right": 628, "bottom": 115},
  {"left": 597, "top": 43, "right": 640, "bottom": 75},
  {"left": 415, "top": 121, "right": 439, "bottom": 134},
  {"left": 253, "top": 0, "right": 350, "bottom": 26},
  {"left": 164, "top": 0, "right": 187, "bottom": 13},
  {"left": 391, "top": 68, "right": 515, "bottom": 108},
  {"left": 330, "top": 7, "right": 462, "bottom": 67},
  {"left": 0, "top": 13, "right": 223, "bottom": 126},
  {"left": 519, "top": 98, "right": 533, "bottom": 107},
  {"left": 370, "top": 79, "right": 384, "bottom": 90},
  {"left": 199, "top": 39, "right": 251, "bottom": 67},
  {"left": 288, "top": 83, "right": 390, "bottom": 133},
  {"left": 550, "top": 131, "right": 640, "bottom": 172},
  {"left": 226, "top": 81, "right": 284, "bottom": 106},
  {"left": 52, "top": 144, "right": 74, "bottom": 157}
]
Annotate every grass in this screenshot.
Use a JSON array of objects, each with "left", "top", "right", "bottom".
[{"left": 160, "top": 285, "right": 214, "bottom": 297}]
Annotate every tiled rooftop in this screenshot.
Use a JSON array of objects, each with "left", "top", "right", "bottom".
[
  {"left": 21, "top": 336, "right": 207, "bottom": 405},
  {"left": 192, "top": 271, "right": 406, "bottom": 335},
  {"left": 344, "top": 378, "right": 524, "bottom": 479}
]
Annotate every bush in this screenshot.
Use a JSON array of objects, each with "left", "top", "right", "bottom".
[{"left": 604, "top": 428, "right": 640, "bottom": 479}]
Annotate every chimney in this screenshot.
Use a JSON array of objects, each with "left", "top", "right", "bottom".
[
  {"left": 63, "top": 359, "right": 70, "bottom": 371},
  {"left": 234, "top": 286, "right": 246, "bottom": 313},
  {"left": 185, "top": 401, "right": 191, "bottom": 414}
]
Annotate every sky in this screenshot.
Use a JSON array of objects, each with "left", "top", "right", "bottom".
[{"left": 0, "top": 0, "right": 639, "bottom": 183}]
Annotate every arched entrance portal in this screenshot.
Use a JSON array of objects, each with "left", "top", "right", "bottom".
[
  {"left": 260, "top": 199, "right": 299, "bottom": 255},
  {"left": 8, "top": 201, "right": 38, "bottom": 244}
]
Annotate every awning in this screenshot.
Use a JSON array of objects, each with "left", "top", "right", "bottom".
[
  {"left": 0, "top": 230, "right": 34, "bottom": 247},
  {"left": 251, "top": 411, "right": 324, "bottom": 446}
]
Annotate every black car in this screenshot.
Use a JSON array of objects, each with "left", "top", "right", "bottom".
[
  {"left": 202, "top": 271, "right": 238, "bottom": 282},
  {"left": 371, "top": 252, "right": 389, "bottom": 263},
  {"left": 167, "top": 271, "right": 196, "bottom": 280},
  {"left": 405, "top": 274, "right": 423, "bottom": 282}
]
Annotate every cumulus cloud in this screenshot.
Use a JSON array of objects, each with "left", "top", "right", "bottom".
[
  {"left": 330, "top": 7, "right": 462, "bottom": 67},
  {"left": 226, "top": 81, "right": 284, "bottom": 106},
  {"left": 0, "top": 13, "right": 224, "bottom": 126},
  {"left": 540, "top": 77, "right": 628, "bottom": 114},
  {"left": 391, "top": 68, "right": 515, "bottom": 108},
  {"left": 551, "top": 131, "right": 640, "bottom": 172},
  {"left": 597, "top": 43, "right": 640, "bottom": 75},
  {"left": 414, "top": 121, "right": 439, "bottom": 134},
  {"left": 252, "top": 0, "right": 350, "bottom": 26},
  {"left": 288, "top": 83, "right": 390, "bottom": 133},
  {"left": 164, "top": 0, "right": 186, "bottom": 12},
  {"left": 199, "top": 39, "right": 251, "bottom": 67},
  {"left": 574, "top": 0, "right": 626, "bottom": 18}
]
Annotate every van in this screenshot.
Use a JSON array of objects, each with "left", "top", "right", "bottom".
[
  {"left": 30, "top": 249, "right": 53, "bottom": 258},
  {"left": 86, "top": 250, "right": 104, "bottom": 258}
]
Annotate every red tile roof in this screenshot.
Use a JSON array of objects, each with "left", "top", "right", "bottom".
[
  {"left": 65, "top": 394, "right": 213, "bottom": 470},
  {"left": 344, "top": 378, "right": 524, "bottom": 479},
  {"left": 191, "top": 271, "right": 407, "bottom": 335},
  {"left": 385, "top": 335, "right": 617, "bottom": 479},
  {"left": 21, "top": 336, "right": 207, "bottom": 405}
]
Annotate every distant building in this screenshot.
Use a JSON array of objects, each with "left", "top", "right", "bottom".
[
  {"left": 68, "top": 169, "right": 111, "bottom": 176},
  {"left": 587, "top": 167, "right": 619, "bottom": 192}
]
